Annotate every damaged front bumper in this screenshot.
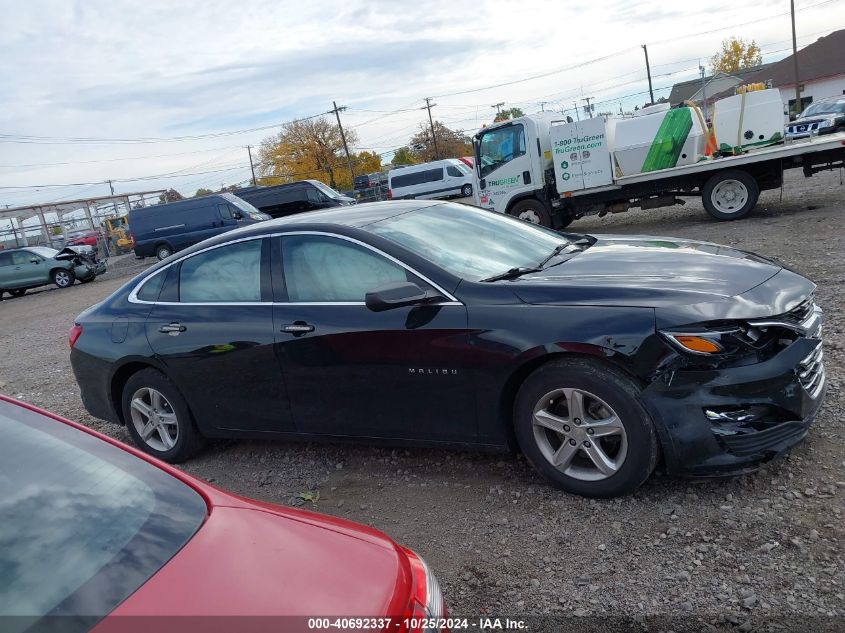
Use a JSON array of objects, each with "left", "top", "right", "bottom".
[
  {"left": 640, "top": 337, "right": 826, "bottom": 477},
  {"left": 55, "top": 245, "right": 107, "bottom": 280}
]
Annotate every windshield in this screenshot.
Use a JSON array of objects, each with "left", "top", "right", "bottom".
[
  {"left": 368, "top": 203, "right": 568, "bottom": 281},
  {"left": 0, "top": 400, "right": 206, "bottom": 629},
  {"left": 28, "top": 246, "right": 58, "bottom": 258},
  {"left": 310, "top": 180, "right": 343, "bottom": 199},
  {"left": 801, "top": 100, "right": 845, "bottom": 117},
  {"left": 477, "top": 124, "right": 526, "bottom": 178},
  {"left": 226, "top": 194, "right": 270, "bottom": 221}
]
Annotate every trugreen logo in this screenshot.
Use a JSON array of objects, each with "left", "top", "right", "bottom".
[{"left": 488, "top": 175, "right": 521, "bottom": 187}]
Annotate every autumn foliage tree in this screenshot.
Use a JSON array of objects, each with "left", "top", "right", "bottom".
[
  {"left": 493, "top": 107, "right": 524, "bottom": 123},
  {"left": 711, "top": 37, "right": 762, "bottom": 74},
  {"left": 158, "top": 188, "right": 184, "bottom": 203},
  {"left": 409, "top": 122, "right": 472, "bottom": 163},
  {"left": 391, "top": 146, "right": 416, "bottom": 166},
  {"left": 258, "top": 117, "right": 378, "bottom": 192}
]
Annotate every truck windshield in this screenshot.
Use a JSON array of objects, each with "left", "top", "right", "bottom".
[
  {"left": 368, "top": 202, "right": 568, "bottom": 281},
  {"left": 477, "top": 124, "right": 526, "bottom": 178},
  {"left": 801, "top": 100, "right": 845, "bottom": 117},
  {"left": 310, "top": 180, "right": 343, "bottom": 199}
]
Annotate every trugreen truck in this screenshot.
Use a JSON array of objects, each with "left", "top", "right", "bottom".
[{"left": 472, "top": 98, "right": 845, "bottom": 227}]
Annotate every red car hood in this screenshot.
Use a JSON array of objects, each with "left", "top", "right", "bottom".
[{"left": 98, "top": 499, "right": 412, "bottom": 622}]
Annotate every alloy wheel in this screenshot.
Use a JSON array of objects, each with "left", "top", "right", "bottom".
[
  {"left": 532, "top": 388, "right": 628, "bottom": 481},
  {"left": 54, "top": 271, "right": 71, "bottom": 287},
  {"left": 130, "top": 387, "right": 179, "bottom": 452}
]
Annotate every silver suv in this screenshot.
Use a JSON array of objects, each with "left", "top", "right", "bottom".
[{"left": 786, "top": 96, "right": 845, "bottom": 140}]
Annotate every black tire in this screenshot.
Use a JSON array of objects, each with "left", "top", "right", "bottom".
[
  {"left": 155, "top": 243, "right": 174, "bottom": 260},
  {"left": 122, "top": 368, "right": 205, "bottom": 463},
  {"left": 513, "top": 357, "right": 659, "bottom": 498},
  {"left": 9, "top": 289, "right": 26, "bottom": 297},
  {"left": 508, "top": 199, "right": 552, "bottom": 227},
  {"left": 51, "top": 268, "right": 75, "bottom": 288},
  {"left": 461, "top": 183, "right": 473, "bottom": 197},
  {"left": 702, "top": 169, "right": 759, "bottom": 221}
]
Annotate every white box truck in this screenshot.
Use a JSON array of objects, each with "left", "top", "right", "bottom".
[{"left": 473, "top": 96, "right": 845, "bottom": 227}]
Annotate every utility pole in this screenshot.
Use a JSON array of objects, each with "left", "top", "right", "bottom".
[
  {"left": 642, "top": 44, "right": 655, "bottom": 106},
  {"left": 424, "top": 97, "right": 439, "bottom": 160},
  {"left": 491, "top": 102, "right": 505, "bottom": 115},
  {"left": 106, "top": 179, "right": 119, "bottom": 219},
  {"left": 246, "top": 145, "right": 257, "bottom": 186},
  {"left": 539, "top": 101, "right": 549, "bottom": 112},
  {"left": 581, "top": 97, "right": 594, "bottom": 118},
  {"left": 573, "top": 102, "right": 580, "bottom": 121},
  {"left": 790, "top": 0, "right": 802, "bottom": 114},
  {"left": 699, "top": 64, "right": 709, "bottom": 120},
  {"left": 331, "top": 101, "right": 355, "bottom": 184}
]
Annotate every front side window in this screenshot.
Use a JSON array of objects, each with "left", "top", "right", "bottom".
[
  {"left": 477, "top": 124, "right": 526, "bottom": 178},
  {"left": 369, "top": 203, "right": 567, "bottom": 281},
  {"left": 179, "top": 239, "right": 262, "bottom": 303},
  {"left": 282, "top": 235, "right": 411, "bottom": 302},
  {"left": 11, "top": 251, "right": 37, "bottom": 265},
  {"left": 447, "top": 166, "right": 463, "bottom": 178},
  {"left": 310, "top": 180, "right": 342, "bottom": 199},
  {"left": 305, "top": 187, "right": 324, "bottom": 204},
  {"left": 217, "top": 203, "right": 233, "bottom": 220}
]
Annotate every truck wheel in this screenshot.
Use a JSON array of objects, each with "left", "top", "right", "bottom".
[
  {"left": 156, "top": 243, "right": 174, "bottom": 260},
  {"left": 509, "top": 199, "right": 552, "bottom": 227},
  {"left": 702, "top": 170, "right": 759, "bottom": 221}
]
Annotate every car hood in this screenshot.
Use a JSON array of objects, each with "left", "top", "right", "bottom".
[
  {"left": 509, "top": 234, "right": 782, "bottom": 308},
  {"left": 102, "top": 501, "right": 412, "bottom": 619}
]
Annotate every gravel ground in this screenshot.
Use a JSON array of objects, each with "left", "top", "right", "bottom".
[{"left": 1, "top": 169, "right": 844, "bottom": 631}]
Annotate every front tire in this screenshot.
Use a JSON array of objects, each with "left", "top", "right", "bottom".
[
  {"left": 52, "top": 269, "right": 75, "bottom": 288},
  {"left": 702, "top": 169, "right": 759, "bottom": 220},
  {"left": 514, "top": 358, "right": 659, "bottom": 498},
  {"left": 461, "top": 184, "right": 473, "bottom": 197},
  {"left": 122, "top": 368, "right": 205, "bottom": 462},
  {"left": 508, "top": 199, "right": 552, "bottom": 227}
]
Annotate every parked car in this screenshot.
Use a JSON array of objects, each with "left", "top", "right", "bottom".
[
  {"left": 129, "top": 192, "right": 269, "bottom": 260},
  {"left": 70, "top": 201, "right": 825, "bottom": 498},
  {"left": 0, "top": 395, "right": 446, "bottom": 630},
  {"left": 785, "top": 95, "right": 845, "bottom": 140},
  {"left": 234, "top": 180, "right": 355, "bottom": 218},
  {"left": 388, "top": 159, "right": 473, "bottom": 200},
  {"left": 0, "top": 245, "right": 106, "bottom": 299},
  {"left": 66, "top": 229, "right": 101, "bottom": 247}
]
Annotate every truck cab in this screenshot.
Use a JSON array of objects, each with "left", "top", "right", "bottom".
[{"left": 473, "top": 114, "right": 557, "bottom": 224}]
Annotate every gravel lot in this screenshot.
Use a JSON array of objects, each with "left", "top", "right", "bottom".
[{"left": 1, "top": 169, "right": 843, "bottom": 631}]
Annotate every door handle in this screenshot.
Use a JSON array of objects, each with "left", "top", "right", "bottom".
[
  {"left": 159, "top": 322, "right": 187, "bottom": 335},
  {"left": 281, "top": 322, "right": 315, "bottom": 335}
]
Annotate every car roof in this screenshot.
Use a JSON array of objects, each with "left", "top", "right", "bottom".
[{"left": 263, "top": 199, "right": 443, "bottom": 228}]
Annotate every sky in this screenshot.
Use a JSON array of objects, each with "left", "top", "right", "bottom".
[{"left": 1, "top": 0, "right": 844, "bottom": 222}]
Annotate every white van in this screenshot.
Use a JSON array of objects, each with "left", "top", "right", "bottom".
[{"left": 388, "top": 159, "right": 473, "bottom": 200}]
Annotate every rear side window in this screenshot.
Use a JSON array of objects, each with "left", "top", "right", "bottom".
[
  {"left": 179, "top": 239, "right": 263, "bottom": 303},
  {"left": 0, "top": 253, "right": 13, "bottom": 267},
  {"left": 136, "top": 270, "right": 166, "bottom": 302},
  {"left": 391, "top": 168, "right": 444, "bottom": 188}
]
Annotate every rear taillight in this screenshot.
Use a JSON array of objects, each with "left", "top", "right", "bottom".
[
  {"left": 405, "top": 549, "right": 446, "bottom": 631},
  {"left": 388, "top": 189, "right": 393, "bottom": 200},
  {"left": 68, "top": 324, "right": 83, "bottom": 348}
]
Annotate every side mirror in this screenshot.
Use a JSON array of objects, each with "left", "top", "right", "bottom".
[
  {"left": 30, "top": 258, "right": 40, "bottom": 264},
  {"left": 365, "top": 282, "right": 430, "bottom": 312},
  {"left": 233, "top": 211, "right": 243, "bottom": 220},
  {"left": 789, "top": 113, "right": 798, "bottom": 121}
]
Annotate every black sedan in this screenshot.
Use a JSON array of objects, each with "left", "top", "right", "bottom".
[{"left": 70, "top": 201, "right": 825, "bottom": 497}]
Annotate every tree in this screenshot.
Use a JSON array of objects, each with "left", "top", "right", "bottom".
[
  {"left": 493, "top": 107, "right": 524, "bottom": 123},
  {"left": 352, "top": 151, "right": 382, "bottom": 179},
  {"left": 391, "top": 146, "right": 416, "bottom": 166},
  {"left": 194, "top": 188, "right": 213, "bottom": 197},
  {"left": 258, "top": 117, "right": 359, "bottom": 191},
  {"left": 158, "top": 188, "right": 184, "bottom": 203},
  {"left": 711, "top": 37, "right": 762, "bottom": 74},
  {"left": 409, "top": 122, "right": 472, "bottom": 163}
]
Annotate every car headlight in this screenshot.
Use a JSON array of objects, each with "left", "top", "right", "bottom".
[
  {"left": 819, "top": 119, "right": 834, "bottom": 129},
  {"left": 405, "top": 550, "right": 446, "bottom": 632},
  {"left": 660, "top": 327, "right": 743, "bottom": 355}
]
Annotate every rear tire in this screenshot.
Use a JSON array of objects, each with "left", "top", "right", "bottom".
[
  {"left": 51, "top": 269, "right": 75, "bottom": 288},
  {"left": 122, "top": 368, "right": 205, "bottom": 463},
  {"left": 514, "top": 358, "right": 659, "bottom": 498},
  {"left": 156, "top": 243, "right": 174, "bottom": 260},
  {"left": 509, "top": 199, "right": 552, "bottom": 227},
  {"left": 702, "top": 169, "right": 759, "bottom": 221}
]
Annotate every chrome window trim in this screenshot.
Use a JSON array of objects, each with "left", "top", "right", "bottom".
[{"left": 128, "top": 230, "right": 462, "bottom": 306}]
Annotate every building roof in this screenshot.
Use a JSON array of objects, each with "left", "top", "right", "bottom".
[
  {"left": 667, "top": 65, "right": 770, "bottom": 104},
  {"left": 741, "top": 29, "right": 845, "bottom": 88}
]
